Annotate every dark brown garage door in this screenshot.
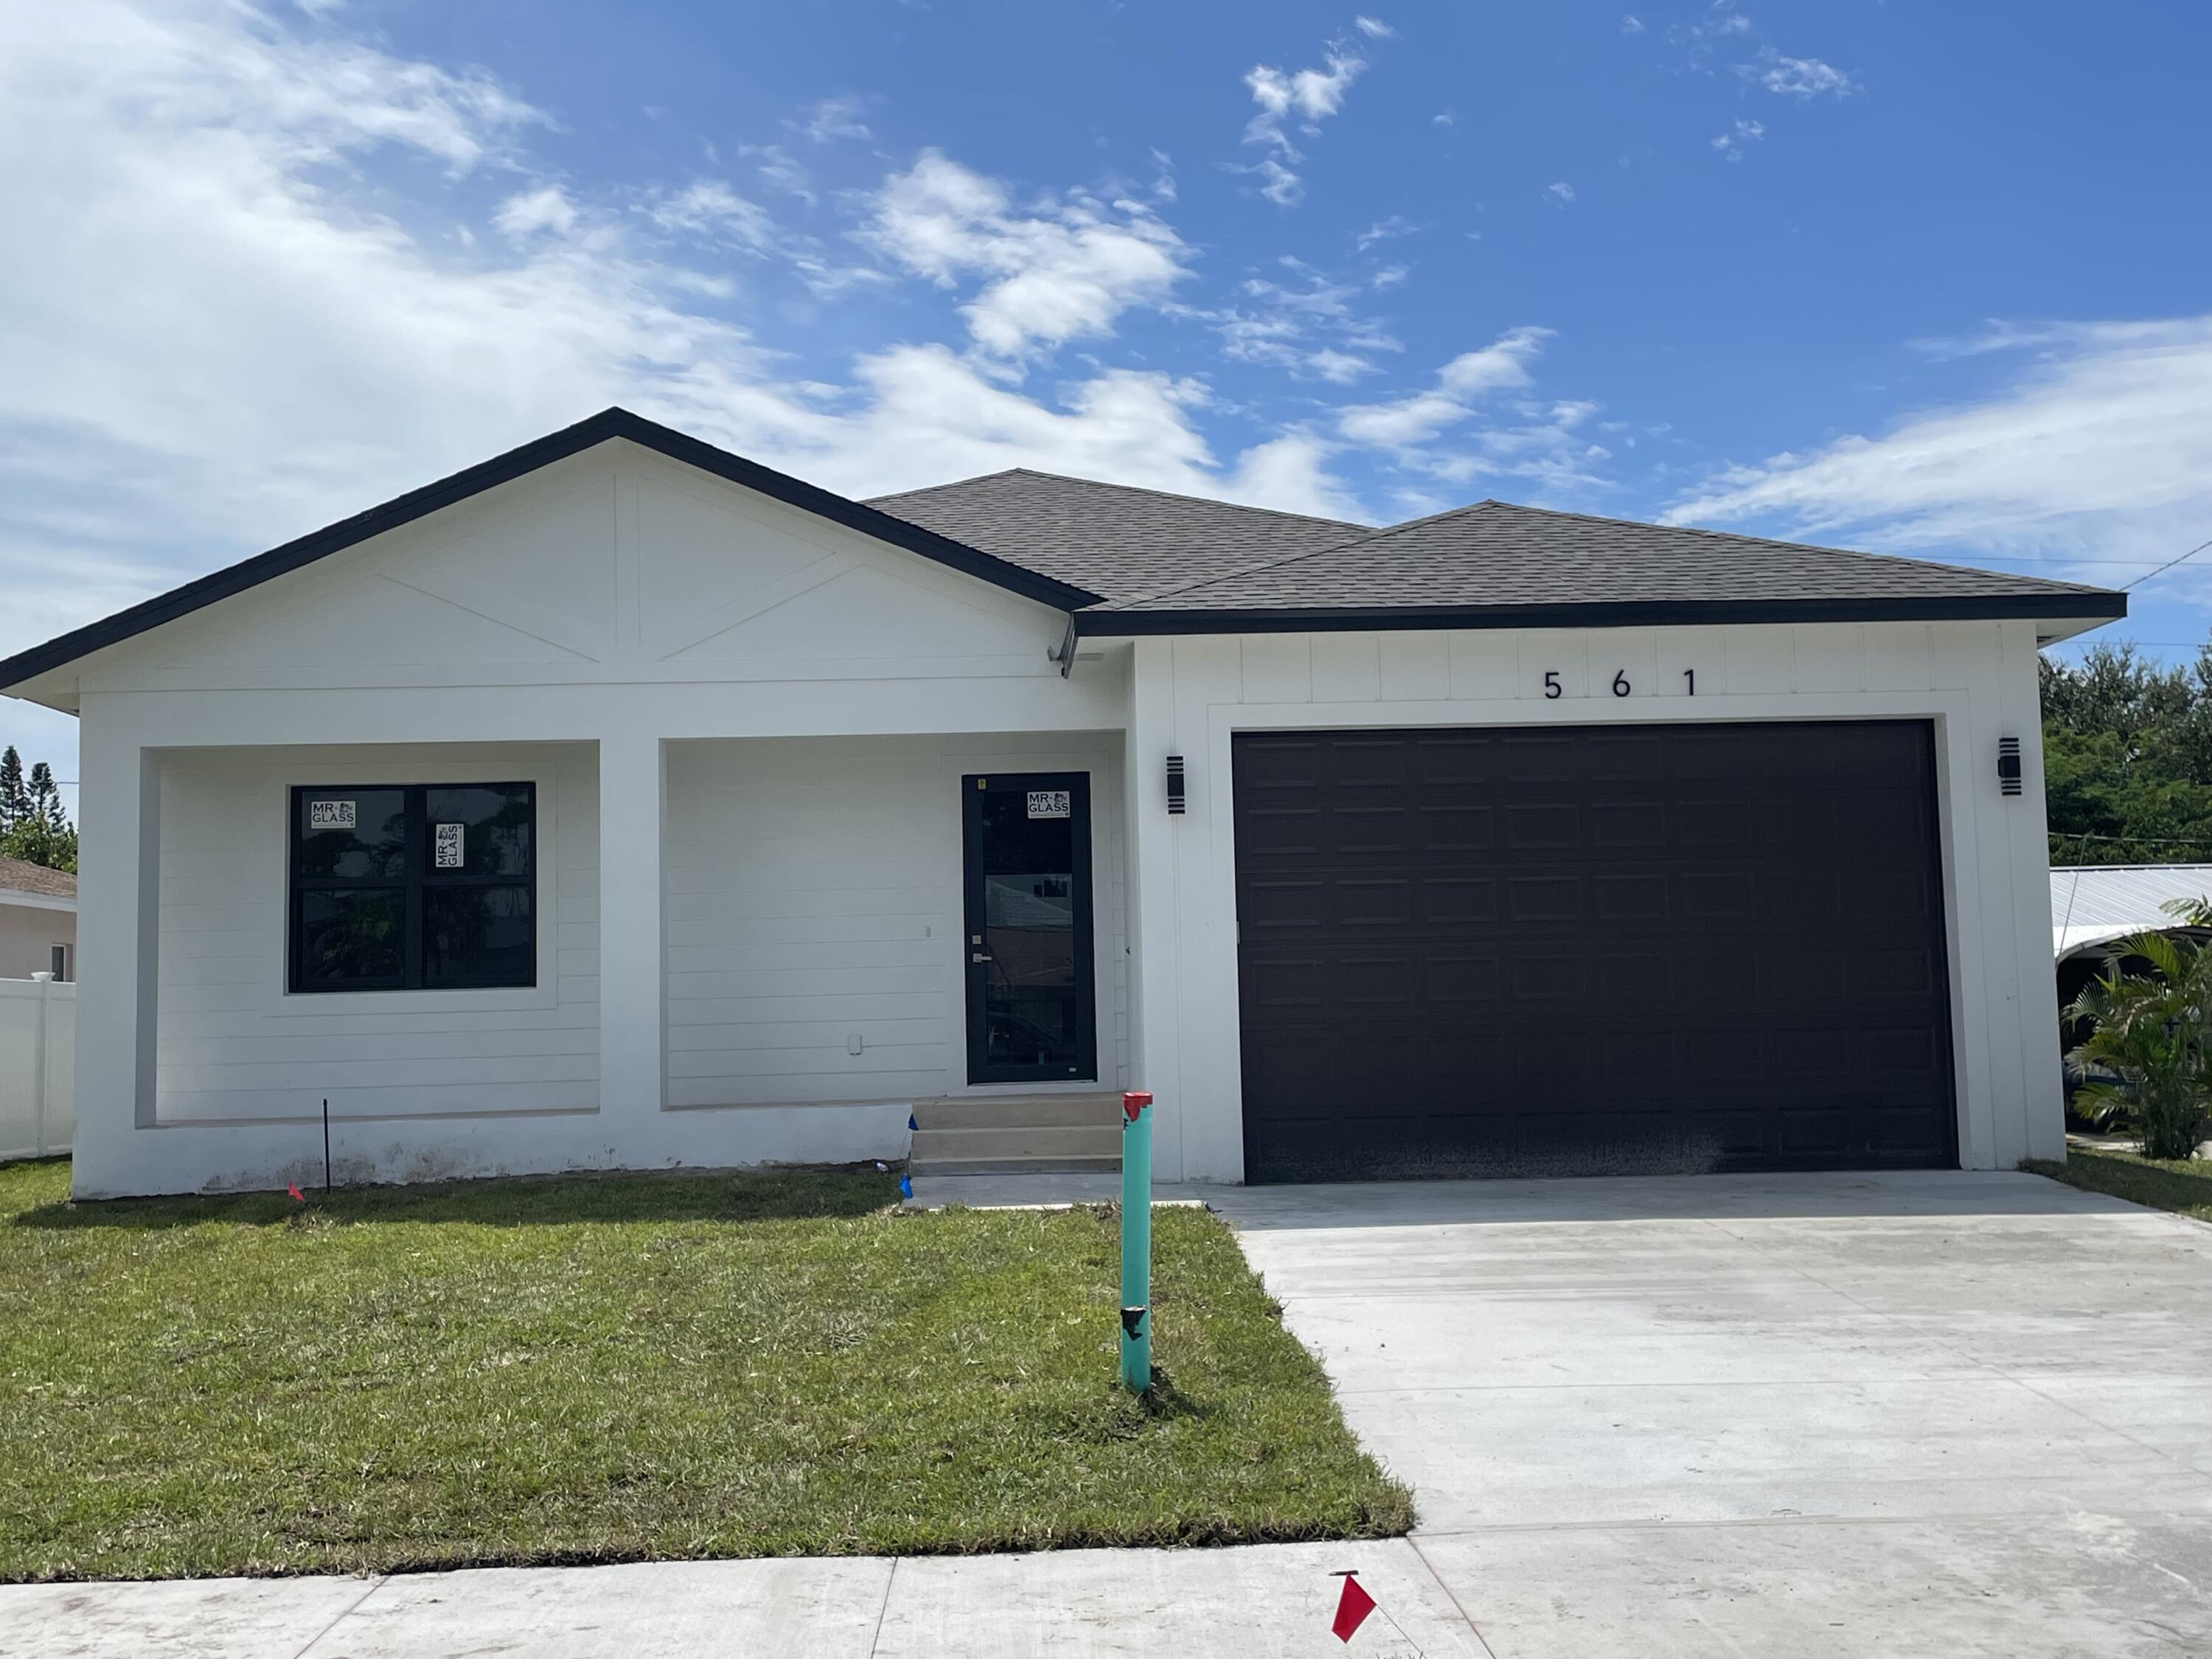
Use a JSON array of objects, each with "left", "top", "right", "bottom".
[{"left": 1233, "top": 721, "right": 1956, "bottom": 1182}]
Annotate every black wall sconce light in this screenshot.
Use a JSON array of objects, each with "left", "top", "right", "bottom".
[
  {"left": 1166, "top": 754, "right": 1186, "bottom": 815},
  {"left": 1997, "top": 737, "right": 2023, "bottom": 797}
]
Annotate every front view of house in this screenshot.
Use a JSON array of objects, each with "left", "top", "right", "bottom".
[{"left": 0, "top": 410, "right": 2124, "bottom": 1197}]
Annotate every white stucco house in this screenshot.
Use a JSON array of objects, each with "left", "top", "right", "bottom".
[{"left": 0, "top": 409, "right": 2124, "bottom": 1197}]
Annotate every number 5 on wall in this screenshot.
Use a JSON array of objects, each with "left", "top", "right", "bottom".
[{"left": 1543, "top": 671, "right": 1562, "bottom": 699}]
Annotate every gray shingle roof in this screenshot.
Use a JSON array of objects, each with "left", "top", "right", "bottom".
[
  {"left": 0, "top": 856, "right": 74, "bottom": 901},
  {"left": 865, "top": 468, "right": 1367, "bottom": 603},
  {"left": 863, "top": 470, "right": 2121, "bottom": 632},
  {"left": 1088, "top": 499, "right": 2120, "bottom": 619}
]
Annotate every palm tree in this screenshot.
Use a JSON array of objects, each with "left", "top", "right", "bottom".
[{"left": 2065, "top": 923, "right": 2212, "bottom": 1161}]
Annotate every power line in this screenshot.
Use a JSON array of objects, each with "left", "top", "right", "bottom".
[{"left": 2124, "top": 532, "right": 2212, "bottom": 591}]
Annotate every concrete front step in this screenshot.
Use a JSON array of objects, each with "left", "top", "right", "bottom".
[
  {"left": 909, "top": 1155, "right": 1124, "bottom": 1177},
  {"left": 909, "top": 1124, "right": 1121, "bottom": 1168},
  {"left": 911, "top": 1093, "right": 1122, "bottom": 1131},
  {"left": 906, "top": 1092, "right": 1127, "bottom": 1175}
]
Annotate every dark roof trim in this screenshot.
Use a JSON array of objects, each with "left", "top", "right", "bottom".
[
  {"left": 0, "top": 408, "right": 1098, "bottom": 691},
  {"left": 1072, "top": 590, "right": 2129, "bottom": 638}
]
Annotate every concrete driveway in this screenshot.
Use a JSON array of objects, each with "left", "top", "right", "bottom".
[{"left": 1215, "top": 1169, "right": 2212, "bottom": 1658}]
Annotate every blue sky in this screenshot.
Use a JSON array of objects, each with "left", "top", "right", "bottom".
[{"left": 4, "top": 0, "right": 2210, "bottom": 800}]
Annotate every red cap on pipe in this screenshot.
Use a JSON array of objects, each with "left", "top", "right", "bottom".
[{"left": 1122, "top": 1091, "right": 1153, "bottom": 1120}]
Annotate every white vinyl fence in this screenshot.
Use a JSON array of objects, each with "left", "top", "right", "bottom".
[{"left": 0, "top": 974, "right": 74, "bottom": 1161}]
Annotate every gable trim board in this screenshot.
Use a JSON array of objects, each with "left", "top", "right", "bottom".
[
  {"left": 0, "top": 409, "right": 1099, "bottom": 695},
  {"left": 0, "top": 408, "right": 2123, "bottom": 700},
  {"left": 1071, "top": 593, "right": 2119, "bottom": 637}
]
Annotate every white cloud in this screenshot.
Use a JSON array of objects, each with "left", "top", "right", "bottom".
[
  {"left": 1354, "top": 15, "right": 1395, "bottom": 38},
  {"left": 492, "top": 184, "right": 578, "bottom": 239},
  {"left": 1355, "top": 214, "right": 1418, "bottom": 250},
  {"left": 1239, "top": 35, "right": 1370, "bottom": 207},
  {"left": 1747, "top": 52, "right": 1855, "bottom": 97},
  {"left": 863, "top": 150, "right": 1189, "bottom": 360},
  {"left": 1197, "top": 262, "right": 1402, "bottom": 383},
  {"left": 793, "top": 94, "right": 869, "bottom": 144},
  {"left": 1336, "top": 331, "right": 1608, "bottom": 497},
  {"left": 0, "top": 0, "right": 1363, "bottom": 737},
  {"left": 1338, "top": 328, "right": 1551, "bottom": 449},
  {"left": 1621, "top": 13, "right": 1646, "bottom": 34},
  {"left": 1710, "top": 117, "right": 1767, "bottom": 160},
  {"left": 1546, "top": 181, "right": 1576, "bottom": 205},
  {"left": 1432, "top": 109, "right": 1455, "bottom": 126},
  {"left": 644, "top": 179, "right": 776, "bottom": 251},
  {"left": 1246, "top": 52, "right": 1365, "bottom": 127},
  {"left": 1664, "top": 317, "right": 2212, "bottom": 585}
]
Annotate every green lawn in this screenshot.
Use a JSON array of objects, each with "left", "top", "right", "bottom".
[
  {"left": 0, "top": 1158, "right": 1408, "bottom": 1582},
  {"left": 2023, "top": 1144, "right": 2212, "bottom": 1224}
]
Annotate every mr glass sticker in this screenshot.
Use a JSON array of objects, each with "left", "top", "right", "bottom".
[
  {"left": 309, "top": 799, "right": 356, "bottom": 830},
  {"left": 434, "top": 822, "right": 465, "bottom": 868},
  {"left": 1026, "top": 790, "right": 1072, "bottom": 819}
]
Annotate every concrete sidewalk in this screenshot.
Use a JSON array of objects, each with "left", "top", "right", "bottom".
[{"left": 0, "top": 1540, "right": 1484, "bottom": 1658}]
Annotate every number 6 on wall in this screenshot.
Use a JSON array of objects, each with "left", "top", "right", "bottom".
[{"left": 1612, "top": 670, "right": 1630, "bottom": 697}]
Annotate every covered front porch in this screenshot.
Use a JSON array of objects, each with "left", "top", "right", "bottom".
[{"left": 70, "top": 718, "right": 1136, "bottom": 1197}]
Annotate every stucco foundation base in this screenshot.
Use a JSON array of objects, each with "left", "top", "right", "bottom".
[{"left": 67, "top": 1102, "right": 916, "bottom": 1199}]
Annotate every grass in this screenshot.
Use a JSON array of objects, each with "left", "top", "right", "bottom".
[
  {"left": 0, "top": 1158, "right": 1409, "bottom": 1582},
  {"left": 2023, "top": 1144, "right": 2212, "bottom": 1224}
]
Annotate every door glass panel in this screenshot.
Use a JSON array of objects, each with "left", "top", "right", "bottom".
[{"left": 978, "top": 787, "right": 1079, "bottom": 1073}]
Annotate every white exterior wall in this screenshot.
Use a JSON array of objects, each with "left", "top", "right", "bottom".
[
  {"left": 1122, "top": 620, "right": 2065, "bottom": 1183},
  {"left": 27, "top": 432, "right": 2083, "bottom": 1195},
  {"left": 664, "top": 734, "right": 1127, "bottom": 1110},
  {"left": 150, "top": 742, "right": 599, "bottom": 1129},
  {"left": 52, "top": 439, "right": 1127, "bottom": 1196}
]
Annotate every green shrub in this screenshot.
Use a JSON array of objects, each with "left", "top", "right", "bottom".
[{"left": 2066, "top": 906, "right": 2212, "bottom": 1161}]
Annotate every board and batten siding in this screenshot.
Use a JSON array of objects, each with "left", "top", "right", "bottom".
[
  {"left": 663, "top": 734, "right": 1128, "bottom": 1108},
  {"left": 152, "top": 742, "right": 599, "bottom": 1125},
  {"left": 1123, "top": 619, "right": 2062, "bottom": 1183}
]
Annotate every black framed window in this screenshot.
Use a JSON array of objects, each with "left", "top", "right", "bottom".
[{"left": 289, "top": 783, "right": 535, "bottom": 992}]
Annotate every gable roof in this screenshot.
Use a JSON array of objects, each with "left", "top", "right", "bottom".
[
  {"left": 0, "top": 408, "right": 2124, "bottom": 693},
  {"left": 0, "top": 408, "right": 1099, "bottom": 692},
  {"left": 1074, "top": 499, "right": 2124, "bottom": 634},
  {"left": 865, "top": 468, "right": 1366, "bottom": 602},
  {"left": 0, "top": 855, "right": 74, "bottom": 902}
]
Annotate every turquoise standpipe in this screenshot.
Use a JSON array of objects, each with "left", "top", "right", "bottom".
[{"left": 1119, "top": 1090, "right": 1154, "bottom": 1393}]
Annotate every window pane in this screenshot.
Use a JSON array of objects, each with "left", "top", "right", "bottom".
[
  {"left": 296, "top": 788, "right": 406, "bottom": 878},
  {"left": 423, "top": 885, "right": 534, "bottom": 986},
  {"left": 297, "top": 889, "right": 406, "bottom": 984},
  {"left": 424, "top": 785, "right": 532, "bottom": 877}
]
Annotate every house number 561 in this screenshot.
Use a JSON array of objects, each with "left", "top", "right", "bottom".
[{"left": 1542, "top": 668, "right": 1697, "bottom": 697}]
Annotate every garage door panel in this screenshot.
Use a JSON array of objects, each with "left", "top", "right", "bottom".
[{"left": 1234, "top": 720, "right": 1956, "bottom": 1180}]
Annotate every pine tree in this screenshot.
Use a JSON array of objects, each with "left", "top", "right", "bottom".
[
  {"left": 0, "top": 753, "right": 77, "bottom": 872},
  {"left": 0, "top": 746, "right": 24, "bottom": 835}
]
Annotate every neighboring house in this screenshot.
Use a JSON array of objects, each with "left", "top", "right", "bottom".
[
  {"left": 2051, "top": 863, "right": 2212, "bottom": 1025},
  {"left": 0, "top": 409, "right": 2124, "bottom": 1197},
  {"left": 0, "top": 855, "right": 74, "bottom": 983}
]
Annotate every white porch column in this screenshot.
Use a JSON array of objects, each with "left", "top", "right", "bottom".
[
  {"left": 71, "top": 716, "right": 161, "bottom": 1196},
  {"left": 597, "top": 733, "right": 667, "bottom": 1132},
  {"left": 1124, "top": 638, "right": 1186, "bottom": 1179}
]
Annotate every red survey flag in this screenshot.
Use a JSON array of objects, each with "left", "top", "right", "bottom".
[
  {"left": 1332, "top": 1574, "right": 1377, "bottom": 1643},
  {"left": 286, "top": 1183, "right": 305, "bottom": 1202}
]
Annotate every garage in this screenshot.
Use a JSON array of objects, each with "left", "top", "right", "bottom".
[{"left": 1233, "top": 720, "right": 1957, "bottom": 1182}]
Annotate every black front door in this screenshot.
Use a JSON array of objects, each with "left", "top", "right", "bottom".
[{"left": 963, "top": 772, "right": 1096, "bottom": 1084}]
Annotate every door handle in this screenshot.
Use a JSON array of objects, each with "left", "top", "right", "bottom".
[{"left": 971, "top": 952, "right": 992, "bottom": 964}]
